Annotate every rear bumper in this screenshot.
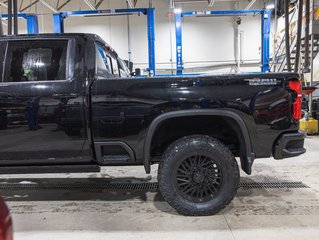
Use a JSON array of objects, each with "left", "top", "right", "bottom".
[{"left": 273, "top": 131, "right": 306, "bottom": 159}]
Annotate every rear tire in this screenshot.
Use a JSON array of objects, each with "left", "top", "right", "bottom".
[{"left": 158, "top": 135, "right": 239, "bottom": 216}]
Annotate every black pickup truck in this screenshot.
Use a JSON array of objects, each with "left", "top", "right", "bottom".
[{"left": 0, "top": 33, "right": 306, "bottom": 215}]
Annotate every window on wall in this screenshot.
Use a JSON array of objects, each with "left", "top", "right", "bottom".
[{"left": 4, "top": 40, "right": 68, "bottom": 82}]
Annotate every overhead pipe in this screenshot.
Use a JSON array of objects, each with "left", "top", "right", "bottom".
[
  {"left": 294, "top": 0, "right": 303, "bottom": 72},
  {"left": 284, "top": 0, "right": 291, "bottom": 71},
  {"left": 13, "top": 0, "right": 18, "bottom": 35},
  {"left": 7, "top": 0, "right": 12, "bottom": 35},
  {"left": 304, "top": 0, "right": 310, "bottom": 72}
]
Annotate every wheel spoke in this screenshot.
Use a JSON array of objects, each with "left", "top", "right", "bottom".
[
  {"left": 177, "top": 168, "right": 191, "bottom": 175},
  {"left": 208, "top": 176, "right": 221, "bottom": 186},
  {"left": 178, "top": 182, "right": 190, "bottom": 187},
  {"left": 177, "top": 177, "right": 191, "bottom": 183},
  {"left": 207, "top": 184, "right": 217, "bottom": 194},
  {"left": 176, "top": 172, "right": 190, "bottom": 178},
  {"left": 184, "top": 185, "right": 196, "bottom": 194},
  {"left": 180, "top": 161, "right": 188, "bottom": 171},
  {"left": 183, "top": 159, "right": 192, "bottom": 169}
]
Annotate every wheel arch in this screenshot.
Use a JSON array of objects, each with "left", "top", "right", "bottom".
[{"left": 143, "top": 109, "right": 255, "bottom": 175}]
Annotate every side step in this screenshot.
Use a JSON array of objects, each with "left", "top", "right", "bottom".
[
  {"left": 94, "top": 141, "right": 135, "bottom": 164},
  {"left": 0, "top": 164, "right": 100, "bottom": 175}
]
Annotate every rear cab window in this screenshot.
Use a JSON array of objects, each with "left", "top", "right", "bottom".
[
  {"left": 1, "top": 39, "right": 70, "bottom": 83},
  {"left": 94, "top": 39, "right": 130, "bottom": 78},
  {"left": 118, "top": 58, "right": 130, "bottom": 77}
]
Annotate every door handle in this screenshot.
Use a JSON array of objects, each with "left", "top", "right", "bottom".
[
  {"left": 0, "top": 92, "right": 16, "bottom": 99},
  {"left": 52, "top": 93, "right": 79, "bottom": 99}
]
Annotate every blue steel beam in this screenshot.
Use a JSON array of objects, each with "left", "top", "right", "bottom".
[
  {"left": 181, "top": 9, "right": 262, "bottom": 17},
  {"left": 175, "top": 9, "right": 270, "bottom": 74},
  {"left": 58, "top": 8, "right": 148, "bottom": 17},
  {"left": 53, "top": 13, "right": 64, "bottom": 33},
  {"left": 26, "top": 15, "right": 39, "bottom": 34},
  {"left": 261, "top": 9, "right": 271, "bottom": 72},
  {"left": 146, "top": 8, "right": 156, "bottom": 76},
  {"left": 52, "top": 8, "right": 156, "bottom": 76},
  {"left": 1, "top": 13, "right": 39, "bottom": 34},
  {"left": 175, "top": 12, "right": 183, "bottom": 75},
  {"left": 53, "top": 9, "right": 149, "bottom": 34}
]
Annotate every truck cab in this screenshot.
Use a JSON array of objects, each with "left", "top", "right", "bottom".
[{"left": 0, "top": 34, "right": 129, "bottom": 171}]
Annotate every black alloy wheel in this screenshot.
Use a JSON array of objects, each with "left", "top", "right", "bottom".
[{"left": 174, "top": 155, "right": 223, "bottom": 203}]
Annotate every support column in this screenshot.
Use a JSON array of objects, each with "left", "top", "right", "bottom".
[
  {"left": 26, "top": 15, "right": 39, "bottom": 34},
  {"left": 147, "top": 8, "right": 156, "bottom": 76},
  {"left": 53, "top": 13, "right": 65, "bottom": 33},
  {"left": 175, "top": 12, "right": 183, "bottom": 75},
  {"left": 261, "top": 9, "right": 271, "bottom": 72}
]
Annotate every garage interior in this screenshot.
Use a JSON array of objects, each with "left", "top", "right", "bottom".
[{"left": 0, "top": 0, "right": 319, "bottom": 239}]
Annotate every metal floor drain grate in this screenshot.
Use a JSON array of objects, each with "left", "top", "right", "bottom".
[
  {"left": 0, "top": 182, "right": 159, "bottom": 191},
  {"left": 239, "top": 181, "right": 309, "bottom": 189},
  {"left": 0, "top": 181, "right": 309, "bottom": 191}
]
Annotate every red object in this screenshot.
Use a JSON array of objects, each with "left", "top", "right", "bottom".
[
  {"left": 289, "top": 81, "right": 302, "bottom": 120},
  {"left": 0, "top": 196, "right": 13, "bottom": 240}
]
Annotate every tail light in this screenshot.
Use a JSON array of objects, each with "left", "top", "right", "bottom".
[{"left": 289, "top": 81, "right": 302, "bottom": 120}]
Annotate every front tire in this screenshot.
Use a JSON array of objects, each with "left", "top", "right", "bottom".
[{"left": 158, "top": 135, "right": 239, "bottom": 216}]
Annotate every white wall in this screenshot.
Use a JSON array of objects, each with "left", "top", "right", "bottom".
[{"left": 1, "top": 0, "right": 266, "bottom": 74}]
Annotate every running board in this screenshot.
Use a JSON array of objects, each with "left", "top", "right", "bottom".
[
  {"left": 94, "top": 141, "right": 135, "bottom": 164},
  {"left": 0, "top": 164, "right": 100, "bottom": 174}
]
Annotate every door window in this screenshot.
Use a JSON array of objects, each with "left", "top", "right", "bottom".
[{"left": 4, "top": 40, "right": 68, "bottom": 82}]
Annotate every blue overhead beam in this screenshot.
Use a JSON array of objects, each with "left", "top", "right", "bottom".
[
  {"left": 175, "top": 9, "right": 271, "bottom": 75},
  {"left": 52, "top": 8, "right": 156, "bottom": 76},
  {"left": 181, "top": 9, "right": 263, "bottom": 17},
  {"left": 56, "top": 8, "right": 148, "bottom": 18},
  {"left": 1, "top": 13, "right": 39, "bottom": 34}
]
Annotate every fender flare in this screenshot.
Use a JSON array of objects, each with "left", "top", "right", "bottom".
[{"left": 143, "top": 109, "right": 255, "bottom": 174}]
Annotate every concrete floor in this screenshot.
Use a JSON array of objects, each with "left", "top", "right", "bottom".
[{"left": 0, "top": 136, "right": 319, "bottom": 240}]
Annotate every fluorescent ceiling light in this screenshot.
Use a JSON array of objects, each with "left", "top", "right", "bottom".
[
  {"left": 266, "top": 4, "right": 275, "bottom": 9},
  {"left": 174, "top": 8, "right": 182, "bottom": 14}
]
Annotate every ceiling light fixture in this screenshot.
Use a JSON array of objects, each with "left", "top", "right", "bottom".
[
  {"left": 266, "top": 3, "right": 275, "bottom": 9},
  {"left": 174, "top": 8, "right": 182, "bottom": 14}
]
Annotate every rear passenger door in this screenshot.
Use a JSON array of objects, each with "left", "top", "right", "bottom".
[{"left": 0, "top": 39, "right": 87, "bottom": 165}]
